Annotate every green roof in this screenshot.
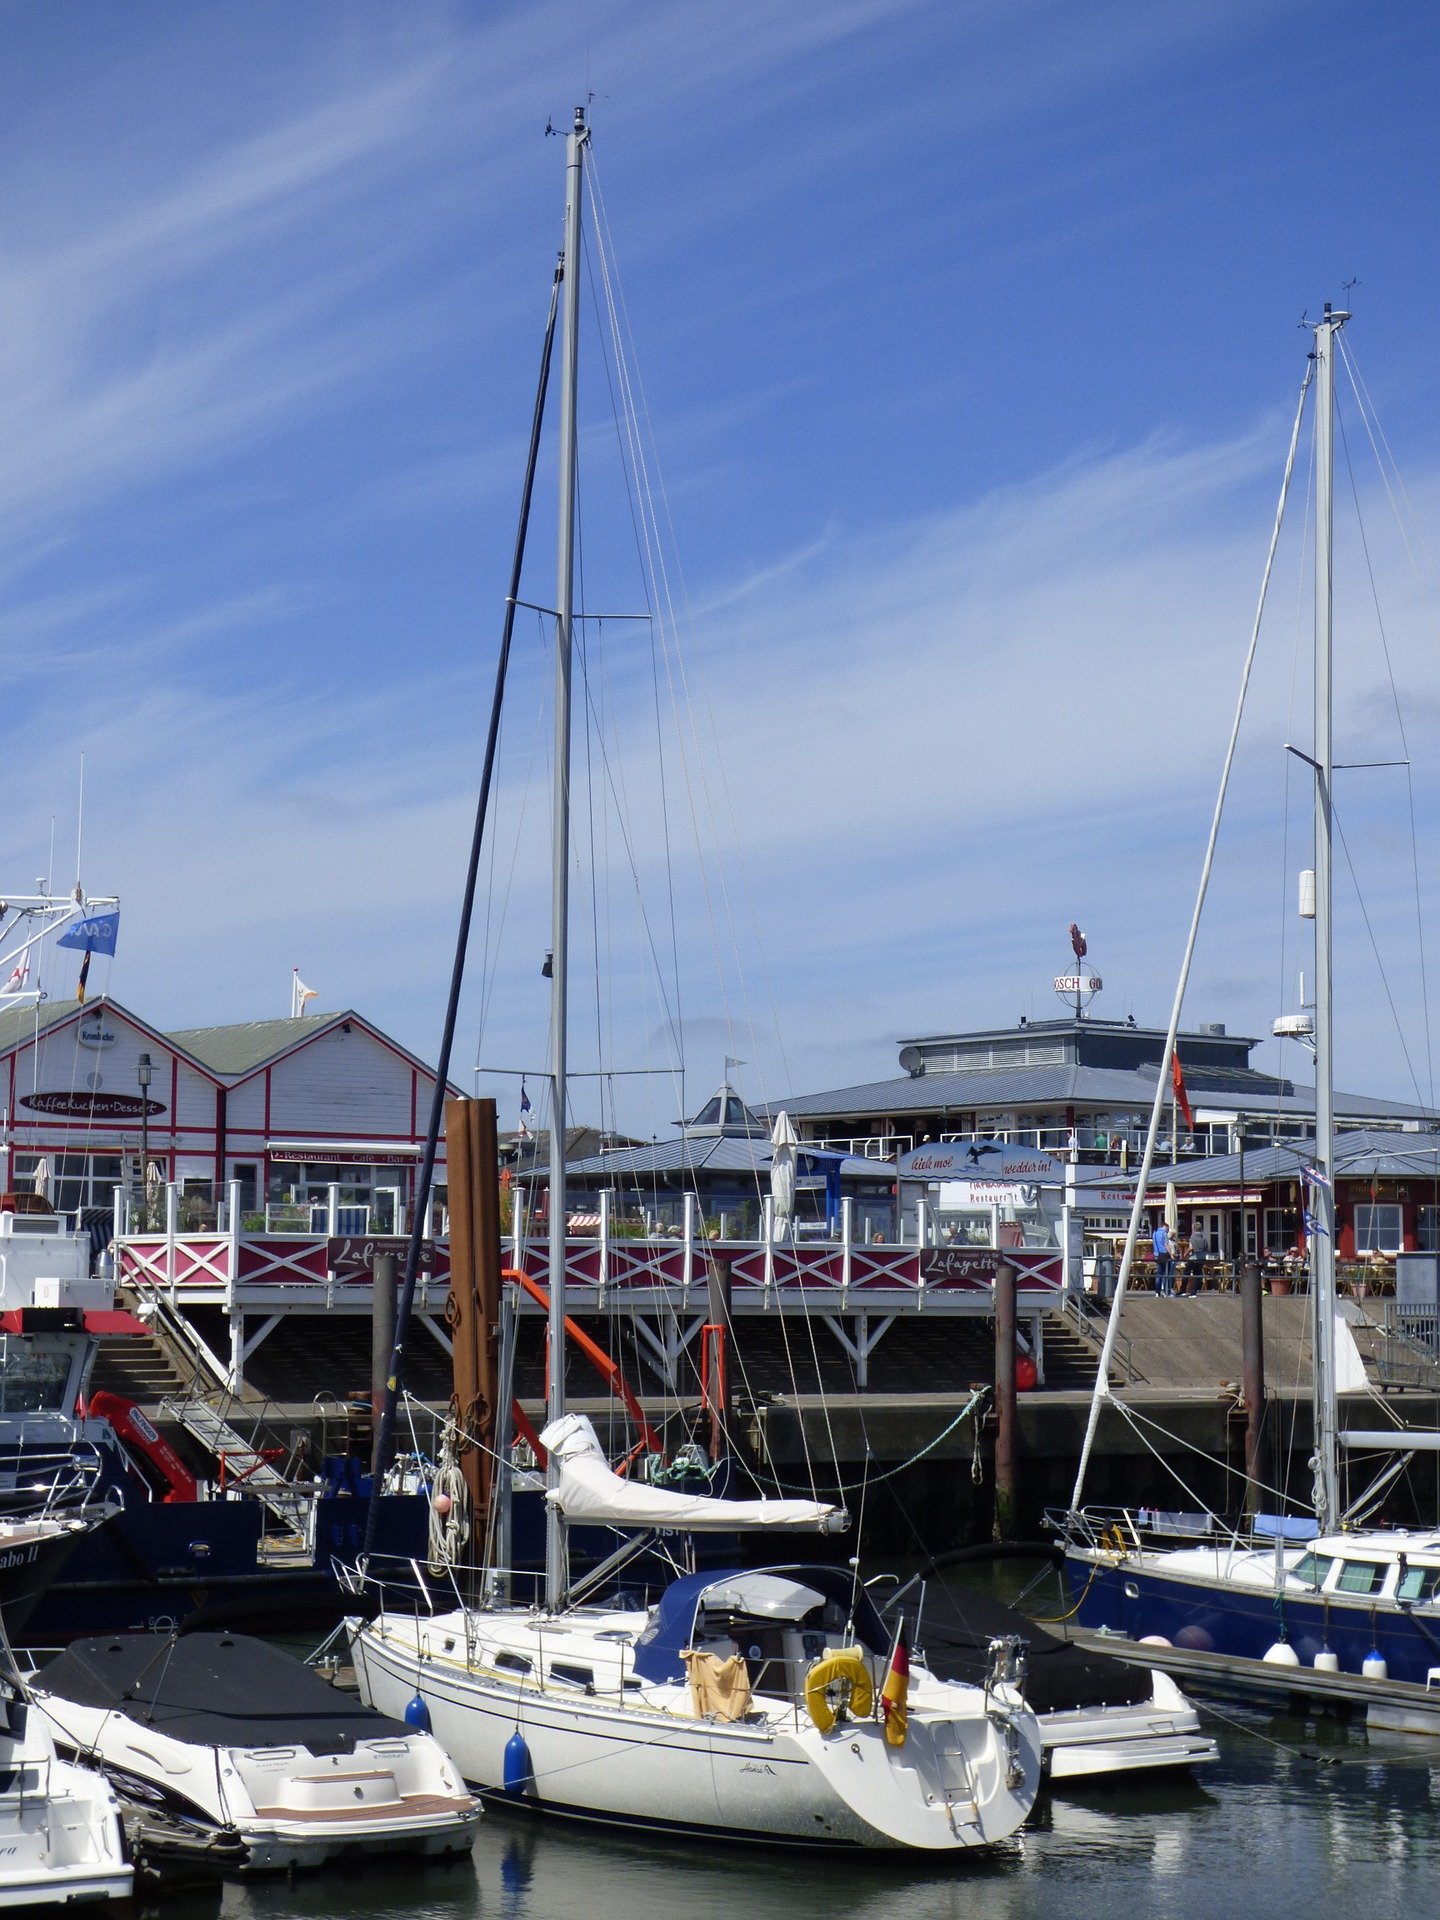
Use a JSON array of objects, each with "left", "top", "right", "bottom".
[
  {"left": 0, "top": 998, "right": 85, "bottom": 1055},
  {"left": 163, "top": 1011, "right": 343, "bottom": 1075}
]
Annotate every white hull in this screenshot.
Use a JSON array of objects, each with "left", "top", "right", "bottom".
[
  {"left": 32, "top": 1691, "right": 480, "bottom": 1873},
  {"left": 351, "top": 1609, "right": 1039, "bottom": 1852},
  {"left": 0, "top": 1720, "right": 129, "bottom": 1908},
  {"left": 1038, "top": 1674, "right": 1216, "bottom": 1780}
]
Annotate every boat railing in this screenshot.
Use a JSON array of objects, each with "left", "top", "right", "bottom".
[
  {"left": 1370, "top": 1304, "right": 1440, "bottom": 1392},
  {"left": 1048, "top": 1503, "right": 1243, "bottom": 1554}
]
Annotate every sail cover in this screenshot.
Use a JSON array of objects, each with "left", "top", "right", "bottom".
[{"left": 539, "top": 1415, "right": 845, "bottom": 1533}]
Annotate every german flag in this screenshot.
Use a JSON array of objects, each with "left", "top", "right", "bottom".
[{"left": 880, "top": 1624, "right": 909, "bottom": 1747}]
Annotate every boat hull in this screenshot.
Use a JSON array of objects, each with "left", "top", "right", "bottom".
[
  {"left": 1067, "top": 1551, "right": 1440, "bottom": 1685},
  {"left": 352, "top": 1618, "right": 1037, "bottom": 1852}
]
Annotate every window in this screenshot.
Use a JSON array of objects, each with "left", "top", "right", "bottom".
[
  {"left": 1290, "top": 1553, "right": 1335, "bottom": 1591},
  {"left": 1397, "top": 1563, "right": 1440, "bottom": 1603},
  {"left": 1334, "top": 1560, "right": 1387, "bottom": 1595},
  {"left": 1418, "top": 1208, "right": 1440, "bottom": 1254},
  {"left": 12, "top": 1152, "right": 124, "bottom": 1214},
  {"left": 1264, "top": 1208, "right": 1298, "bottom": 1254},
  {"left": 0, "top": 1345, "right": 73, "bottom": 1412},
  {"left": 1354, "top": 1205, "right": 1403, "bottom": 1253}
]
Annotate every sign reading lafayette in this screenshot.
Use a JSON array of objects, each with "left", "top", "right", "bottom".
[
  {"left": 327, "top": 1236, "right": 436, "bottom": 1278},
  {"left": 920, "top": 1249, "right": 1063, "bottom": 1288},
  {"left": 20, "top": 1091, "right": 164, "bottom": 1119}
]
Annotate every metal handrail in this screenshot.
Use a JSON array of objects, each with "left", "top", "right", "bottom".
[{"left": 1060, "top": 1290, "right": 1138, "bottom": 1383}]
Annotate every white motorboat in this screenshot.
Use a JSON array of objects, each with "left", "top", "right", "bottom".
[
  {"left": 29, "top": 1630, "right": 480, "bottom": 1872},
  {"left": 892, "top": 1581, "right": 1216, "bottom": 1780},
  {"left": 0, "top": 1674, "right": 129, "bottom": 1907}
]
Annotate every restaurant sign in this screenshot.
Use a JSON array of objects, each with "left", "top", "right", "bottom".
[
  {"left": 898, "top": 1141, "right": 1067, "bottom": 1182},
  {"left": 19, "top": 1091, "right": 164, "bottom": 1119},
  {"left": 920, "top": 1249, "right": 1063, "bottom": 1289},
  {"left": 327, "top": 1236, "right": 437, "bottom": 1279}
]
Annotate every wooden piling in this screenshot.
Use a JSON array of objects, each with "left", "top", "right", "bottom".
[
  {"left": 993, "top": 1259, "right": 1017, "bottom": 1541},
  {"left": 1242, "top": 1257, "right": 1268, "bottom": 1510},
  {"left": 370, "top": 1251, "right": 396, "bottom": 1474},
  {"left": 444, "top": 1096, "right": 502, "bottom": 1555}
]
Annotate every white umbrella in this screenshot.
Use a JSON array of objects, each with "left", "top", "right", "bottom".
[
  {"left": 31, "top": 1158, "right": 49, "bottom": 1201},
  {"left": 1164, "top": 1181, "right": 1179, "bottom": 1236},
  {"left": 770, "top": 1110, "right": 798, "bottom": 1239}
]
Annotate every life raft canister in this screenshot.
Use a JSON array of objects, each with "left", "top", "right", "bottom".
[{"left": 804, "top": 1648, "right": 874, "bottom": 1734}]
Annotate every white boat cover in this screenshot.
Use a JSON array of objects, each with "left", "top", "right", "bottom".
[{"left": 539, "top": 1415, "right": 844, "bottom": 1532}]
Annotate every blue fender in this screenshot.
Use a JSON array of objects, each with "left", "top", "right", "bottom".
[{"left": 503, "top": 1730, "right": 533, "bottom": 1795}]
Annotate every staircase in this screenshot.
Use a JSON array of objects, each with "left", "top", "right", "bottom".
[
  {"left": 88, "top": 1331, "right": 191, "bottom": 1404},
  {"left": 158, "top": 1389, "right": 311, "bottom": 1537}
]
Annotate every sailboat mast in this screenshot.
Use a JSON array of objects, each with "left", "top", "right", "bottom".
[
  {"left": 546, "top": 106, "right": 588, "bottom": 1607},
  {"left": 1311, "top": 303, "right": 1346, "bottom": 1534}
]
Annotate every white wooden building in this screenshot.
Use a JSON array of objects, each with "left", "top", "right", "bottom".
[{"left": 0, "top": 998, "right": 452, "bottom": 1229}]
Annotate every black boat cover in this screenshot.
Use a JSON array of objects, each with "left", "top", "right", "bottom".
[
  {"left": 38, "top": 1632, "right": 413, "bottom": 1755},
  {"left": 897, "top": 1590, "right": 1152, "bottom": 1712}
]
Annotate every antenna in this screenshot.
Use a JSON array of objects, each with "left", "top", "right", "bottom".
[{"left": 74, "top": 753, "right": 85, "bottom": 896}]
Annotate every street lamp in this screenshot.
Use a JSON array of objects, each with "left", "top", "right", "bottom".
[{"left": 136, "top": 1053, "right": 153, "bottom": 1230}]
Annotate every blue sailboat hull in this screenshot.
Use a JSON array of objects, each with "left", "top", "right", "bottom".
[{"left": 1067, "top": 1556, "right": 1440, "bottom": 1686}]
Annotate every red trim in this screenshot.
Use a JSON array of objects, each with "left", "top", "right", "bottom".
[{"left": 84, "top": 1310, "right": 148, "bottom": 1336}]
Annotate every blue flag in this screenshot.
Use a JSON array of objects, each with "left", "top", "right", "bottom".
[{"left": 56, "top": 910, "right": 120, "bottom": 957}]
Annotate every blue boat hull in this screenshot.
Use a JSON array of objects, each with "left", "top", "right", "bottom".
[{"left": 1068, "top": 1555, "right": 1440, "bottom": 1686}]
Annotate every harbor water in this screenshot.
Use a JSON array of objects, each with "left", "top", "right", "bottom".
[
  {"left": 144, "top": 1707, "right": 1440, "bottom": 1920},
  {"left": 150, "top": 1562, "right": 1440, "bottom": 1920}
]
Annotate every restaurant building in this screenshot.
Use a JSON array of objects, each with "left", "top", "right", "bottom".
[{"left": 0, "top": 997, "right": 452, "bottom": 1229}]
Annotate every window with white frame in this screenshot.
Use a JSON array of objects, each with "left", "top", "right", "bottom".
[
  {"left": 12, "top": 1151, "right": 125, "bottom": 1213},
  {"left": 1418, "top": 1206, "right": 1440, "bottom": 1254},
  {"left": 1353, "top": 1204, "right": 1404, "bottom": 1253}
]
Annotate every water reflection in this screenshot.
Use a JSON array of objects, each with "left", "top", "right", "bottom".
[
  {"left": 143, "top": 1719, "right": 1440, "bottom": 1920},
  {"left": 140, "top": 1599, "right": 1440, "bottom": 1920}
]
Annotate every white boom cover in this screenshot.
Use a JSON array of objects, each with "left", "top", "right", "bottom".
[{"left": 539, "top": 1415, "right": 843, "bottom": 1532}]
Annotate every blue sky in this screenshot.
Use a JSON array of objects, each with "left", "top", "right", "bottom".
[{"left": 3, "top": 0, "right": 1440, "bottom": 1135}]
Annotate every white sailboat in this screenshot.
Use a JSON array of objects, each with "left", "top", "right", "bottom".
[
  {"left": 1058, "top": 307, "right": 1440, "bottom": 1700},
  {"left": 349, "top": 108, "right": 1041, "bottom": 1850}
]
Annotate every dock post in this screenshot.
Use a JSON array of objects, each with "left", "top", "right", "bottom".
[
  {"left": 1242, "top": 1257, "right": 1267, "bottom": 1511},
  {"left": 703, "top": 1252, "right": 733, "bottom": 1461},
  {"left": 994, "top": 1259, "right": 1017, "bottom": 1540},
  {"left": 371, "top": 1251, "right": 397, "bottom": 1474}
]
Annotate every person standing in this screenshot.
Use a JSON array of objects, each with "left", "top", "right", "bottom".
[
  {"left": 1183, "top": 1229, "right": 1207, "bottom": 1296},
  {"left": 1152, "top": 1219, "right": 1174, "bottom": 1296}
]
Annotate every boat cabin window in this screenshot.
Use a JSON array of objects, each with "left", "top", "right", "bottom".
[
  {"left": 549, "top": 1662, "right": 595, "bottom": 1691},
  {"left": 1397, "top": 1563, "right": 1440, "bottom": 1604},
  {"left": 0, "top": 1344, "right": 74, "bottom": 1413},
  {"left": 493, "top": 1651, "right": 533, "bottom": 1675},
  {"left": 1290, "top": 1553, "right": 1336, "bottom": 1591},
  {"left": 1334, "top": 1560, "right": 1388, "bottom": 1596}
]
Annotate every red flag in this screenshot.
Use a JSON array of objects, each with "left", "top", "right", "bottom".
[
  {"left": 1170, "top": 1050, "right": 1193, "bottom": 1131},
  {"left": 881, "top": 1626, "right": 909, "bottom": 1747}
]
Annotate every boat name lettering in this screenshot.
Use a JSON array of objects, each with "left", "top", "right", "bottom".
[{"left": 740, "top": 1762, "right": 778, "bottom": 1775}]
